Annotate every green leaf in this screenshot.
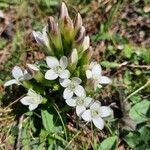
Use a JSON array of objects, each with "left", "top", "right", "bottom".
[
  {"left": 41, "top": 109, "right": 54, "bottom": 132},
  {"left": 139, "top": 125, "right": 150, "bottom": 142},
  {"left": 129, "top": 100, "right": 150, "bottom": 123},
  {"left": 98, "top": 136, "right": 118, "bottom": 150},
  {"left": 123, "top": 132, "right": 141, "bottom": 148}
]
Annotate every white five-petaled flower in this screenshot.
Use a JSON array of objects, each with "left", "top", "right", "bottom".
[
  {"left": 86, "top": 62, "right": 112, "bottom": 90},
  {"left": 33, "top": 26, "right": 49, "bottom": 48},
  {"left": 45, "top": 56, "right": 70, "bottom": 80},
  {"left": 60, "top": 77, "right": 86, "bottom": 99},
  {"left": 81, "top": 101, "right": 112, "bottom": 130},
  {"left": 20, "top": 89, "right": 43, "bottom": 111},
  {"left": 4, "top": 66, "right": 32, "bottom": 87},
  {"left": 65, "top": 95, "right": 93, "bottom": 116}
]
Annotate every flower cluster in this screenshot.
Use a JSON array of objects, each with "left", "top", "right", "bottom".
[
  {"left": 44, "top": 56, "right": 112, "bottom": 129},
  {"left": 4, "top": 2, "right": 112, "bottom": 130}
]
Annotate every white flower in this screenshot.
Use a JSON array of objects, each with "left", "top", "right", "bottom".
[
  {"left": 45, "top": 56, "right": 70, "bottom": 80},
  {"left": 65, "top": 95, "right": 93, "bottom": 116},
  {"left": 86, "top": 62, "right": 112, "bottom": 90},
  {"left": 60, "top": 77, "right": 86, "bottom": 99},
  {"left": 33, "top": 26, "right": 49, "bottom": 48},
  {"left": 20, "top": 89, "right": 43, "bottom": 111},
  {"left": 81, "top": 101, "right": 112, "bottom": 130},
  {"left": 4, "top": 66, "right": 32, "bottom": 87}
]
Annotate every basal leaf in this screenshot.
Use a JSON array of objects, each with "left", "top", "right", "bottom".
[
  {"left": 129, "top": 100, "right": 150, "bottom": 123},
  {"left": 41, "top": 109, "right": 54, "bottom": 132},
  {"left": 98, "top": 136, "right": 118, "bottom": 150}
]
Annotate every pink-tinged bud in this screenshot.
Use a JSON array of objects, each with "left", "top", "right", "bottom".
[
  {"left": 74, "top": 13, "right": 83, "bottom": 32},
  {"left": 60, "top": 2, "right": 69, "bottom": 19},
  {"left": 85, "top": 46, "right": 93, "bottom": 61},
  {"left": 47, "top": 17, "right": 63, "bottom": 56},
  {"left": 47, "top": 16, "right": 59, "bottom": 36},
  {"left": 75, "top": 26, "right": 85, "bottom": 44}
]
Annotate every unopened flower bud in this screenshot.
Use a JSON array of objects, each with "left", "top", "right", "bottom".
[
  {"left": 74, "top": 13, "right": 83, "bottom": 33},
  {"left": 80, "top": 46, "right": 93, "bottom": 66},
  {"left": 63, "top": 16, "right": 74, "bottom": 31},
  {"left": 60, "top": 15, "right": 74, "bottom": 44},
  {"left": 71, "top": 48, "right": 78, "bottom": 64},
  {"left": 27, "top": 64, "right": 39, "bottom": 71},
  {"left": 47, "top": 16, "right": 59, "bottom": 36},
  {"left": 75, "top": 26, "right": 85, "bottom": 44},
  {"left": 26, "top": 64, "right": 42, "bottom": 81},
  {"left": 68, "top": 48, "right": 78, "bottom": 72},
  {"left": 32, "top": 27, "right": 53, "bottom": 55},
  {"left": 47, "top": 17, "right": 63, "bottom": 56},
  {"left": 60, "top": 2, "right": 69, "bottom": 19},
  {"left": 82, "top": 36, "right": 90, "bottom": 51}
]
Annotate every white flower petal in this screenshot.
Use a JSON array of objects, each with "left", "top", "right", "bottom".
[
  {"left": 81, "top": 109, "right": 92, "bottom": 122},
  {"left": 33, "top": 31, "right": 45, "bottom": 46},
  {"left": 59, "top": 78, "right": 71, "bottom": 87},
  {"left": 100, "top": 106, "right": 112, "bottom": 118},
  {"left": 60, "top": 56, "right": 68, "bottom": 69},
  {"left": 59, "top": 69, "right": 70, "bottom": 79},
  {"left": 46, "top": 56, "right": 59, "bottom": 69},
  {"left": 99, "top": 76, "right": 112, "bottom": 84},
  {"left": 63, "top": 88, "right": 73, "bottom": 99},
  {"left": 45, "top": 69, "right": 58, "bottom": 80},
  {"left": 29, "top": 104, "right": 39, "bottom": 111},
  {"left": 28, "top": 89, "right": 37, "bottom": 97},
  {"left": 27, "top": 64, "right": 39, "bottom": 71},
  {"left": 36, "top": 96, "right": 43, "bottom": 104},
  {"left": 86, "top": 70, "right": 92, "bottom": 79},
  {"left": 72, "top": 77, "right": 82, "bottom": 85},
  {"left": 84, "top": 97, "right": 93, "bottom": 107},
  {"left": 74, "top": 85, "right": 85, "bottom": 97},
  {"left": 92, "top": 117, "right": 104, "bottom": 130},
  {"left": 20, "top": 96, "right": 33, "bottom": 105},
  {"left": 4, "top": 79, "right": 19, "bottom": 87},
  {"left": 76, "top": 105, "right": 86, "bottom": 116},
  {"left": 89, "top": 62, "right": 97, "bottom": 69},
  {"left": 65, "top": 98, "right": 76, "bottom": 107},
  {"left": 90, "top": 101, "right": 101, "bottom": 110},
  {"left": 92, "top": 64, "right": 102, "bottom": 75},
  {"left": 12, "top": 66, "right": 24, "bottom": 79}
]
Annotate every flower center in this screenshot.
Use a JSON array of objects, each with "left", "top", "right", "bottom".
[
  {"left": 91, "top": 109, "right": 99, "bottom": 118},
  {"left": 76, "top": 98, "right": 84, "bottom": 106},
  {"left": 93, "top": 74, "right": 100, "bottom": 80},
  {"left": 55, "top": 66, "right": 63, "bottom": 74},
  {"left": 68, "top": 82, "right": 76, "bottom": 90}
]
